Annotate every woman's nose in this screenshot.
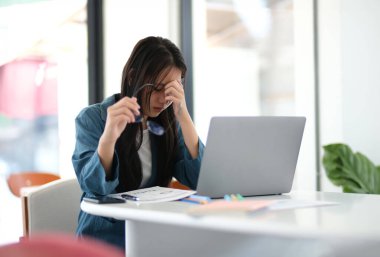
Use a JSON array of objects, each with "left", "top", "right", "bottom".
[{"left": 158, "top": 91, "right": 166, "bottom": 103}]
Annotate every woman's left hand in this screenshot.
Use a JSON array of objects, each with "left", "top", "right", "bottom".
[
  {"left": 165, "top": 79, "right": 199, "bottom": 159},
  {"left": 164, "top": 79, "right": 188, "bottom": 120}
]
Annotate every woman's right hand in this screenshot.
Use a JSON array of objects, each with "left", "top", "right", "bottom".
[
  {"left": 101, "top": 96, "right": 140, "bottom": 145},
  {"left": 98, "top": 97, "right": 140, "bottom": 176}
]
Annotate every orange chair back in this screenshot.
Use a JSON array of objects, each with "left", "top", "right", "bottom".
[
  {"left": 169, "top": 180, "right": 190, "bottom": 190},
  {"left": 7, "top": 172, "right": 61, "bottom": 197}
]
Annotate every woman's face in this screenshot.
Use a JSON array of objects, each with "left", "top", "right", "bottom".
[{"left": 142, "top": 67, "right": 182, "bottom": 118}]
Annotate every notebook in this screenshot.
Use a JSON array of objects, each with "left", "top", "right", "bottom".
[{"left": 196, "top": 116, "right": 306, "bottom": 198}]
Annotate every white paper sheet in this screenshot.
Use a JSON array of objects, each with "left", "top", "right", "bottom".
[
  {"left": 109, "top": 186, "right": 196, "bottom": 203},
  {"left": 268, "top": 199, "right": 338, "bottom": 211}
]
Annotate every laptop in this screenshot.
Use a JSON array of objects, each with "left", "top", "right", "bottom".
[{"left": 196, "top": 116, "right": 306, "bottom": 198}]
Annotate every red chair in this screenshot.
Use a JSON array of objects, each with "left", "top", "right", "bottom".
[
  {"left": 0, "top": 233, "right": 124, "bottom": 257},
  {"left": 7, "top": 172, "right": 60, "bottom": 197}
]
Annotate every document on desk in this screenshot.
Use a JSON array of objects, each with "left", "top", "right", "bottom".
[
  {"left": 109, "top": 186, "right": 196, "bottom": 204},
  {"left": 268, "top": 199, "right": 338, "bottom": 211},
  {"left": 187, "top": 199, "right": 337, "bottom": 215},
  {"left": 187, "top": 200, "right": 276, "bottom": 215}
]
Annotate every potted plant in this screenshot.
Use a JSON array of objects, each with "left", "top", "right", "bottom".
[{"left": 322, "top": 143, "right": 380, "bottom": 194}]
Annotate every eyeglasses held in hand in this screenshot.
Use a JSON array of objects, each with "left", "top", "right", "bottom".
[{"left": 132, "top": 83, "right": 175, "bottom": 136}]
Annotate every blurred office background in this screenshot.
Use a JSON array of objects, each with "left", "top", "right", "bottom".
[{"left": 1, "top": 0, "right": 380, "bottom": 245}]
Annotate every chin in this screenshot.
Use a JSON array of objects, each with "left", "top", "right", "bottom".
[
  {"left": 152, "top": 109, "right": 164, "bottom": 116},
  {"left": 147, "top": 112, "right": 160, "bottom": 118}
]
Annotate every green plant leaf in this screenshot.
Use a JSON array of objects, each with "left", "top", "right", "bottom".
[{"left": 322, "top": 143, "right": 380, "bottom": 194}]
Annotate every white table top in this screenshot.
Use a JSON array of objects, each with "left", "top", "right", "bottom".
[{"left": 81, "top": 190, "right": 380, "bottom": 240}]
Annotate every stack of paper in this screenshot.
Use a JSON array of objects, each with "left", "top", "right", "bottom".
[{"left": 110, "top": 186, "right": 196, "bottom": 204}]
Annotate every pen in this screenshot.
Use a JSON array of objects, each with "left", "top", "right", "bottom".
[
  {"left": 224, "top": 194, "right": 245, "bottom": 201},
  {"left": 121, "top": 194, "right": 139, "bottom": 201},
  {"left": 230, "top": 194, "right": 238, "bottom": 201},
  {"left": 236, "top": 194, "right": 245, "bottom": 201}
]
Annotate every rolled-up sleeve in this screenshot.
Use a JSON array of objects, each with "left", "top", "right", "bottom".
[
  {"left": 173, "top": 128, "right": 205, "bottom": 190},
  {"left": 72, "top": 107, "right": 120, "bottom": 195}
]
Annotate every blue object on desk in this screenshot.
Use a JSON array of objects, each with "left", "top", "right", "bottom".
[
  {"left": 180, "top": 194, "right": 211, "bottom": 205},
  {"left": 224, "top": 194, "right": 232, "bottom": 201},
  {"left": 180, "top": 198, "right": 203, "bottom": 204},
  {"left": 189, "top": 195, "right": 212, "bottom": 201}
]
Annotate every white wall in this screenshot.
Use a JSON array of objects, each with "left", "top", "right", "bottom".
[
  {"left": 194, "top": 47, "right": 261, "bottom": 142},
  {"left": 293, "top": 0, "right": 317, "bottom": 191},
  {"left": 341, "top": 0, "right": 380, "bottom": 163},
  {"left": 319, "top": 0, "right": 380, "bottom": 191},
  {"left": 103, "top": 0, "right": 180, "bottom": 98}
]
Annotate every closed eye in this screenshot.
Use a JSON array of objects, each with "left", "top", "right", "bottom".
[{"left": 153, "top": 83, "right": 165, "bottom": 91}]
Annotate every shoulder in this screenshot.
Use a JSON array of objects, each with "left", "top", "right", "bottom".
[{"left": 76, "top": 94, "right": 117, "bottom": 124}]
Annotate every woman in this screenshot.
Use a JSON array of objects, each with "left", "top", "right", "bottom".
[{"left": 72, "top": 36, "right": 204, "bottom": 249}]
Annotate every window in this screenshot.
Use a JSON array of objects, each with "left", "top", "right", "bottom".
[
  {"left": 0, "top": 0, "right": 88, "bottom": 244},
  {"left": 193, "top": 0, "right": 317, "bottom": 191},
  {"left": 103, "top": 0, "right": 181, "bottom": 97}
]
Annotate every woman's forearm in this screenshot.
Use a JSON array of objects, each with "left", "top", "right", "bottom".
[
  {"left": 97, "top": 135, "right": 116, "bottom": 177},
  {"left": 178, "top": 112, "right": 199, "bottom": 159}
]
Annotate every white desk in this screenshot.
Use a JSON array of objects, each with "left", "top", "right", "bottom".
[{"left": 81, "top": 191, "right": 380, "bottom": 257}]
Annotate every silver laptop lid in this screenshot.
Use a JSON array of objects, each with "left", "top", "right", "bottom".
[{"left": 196, "top": 116, "right": 306, "bottom": 198}]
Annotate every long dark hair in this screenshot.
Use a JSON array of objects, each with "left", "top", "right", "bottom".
[{"left": 115, "top": 36, "right": 187, "bottom": 192}]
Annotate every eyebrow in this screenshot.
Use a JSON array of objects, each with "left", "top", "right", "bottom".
[{"left": 158, "top": 77, "right": 182, "bottom": 85}]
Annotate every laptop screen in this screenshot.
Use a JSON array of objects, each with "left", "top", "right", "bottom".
[{"left": 196, "top": 116, "right": 306, "bottom": 198}]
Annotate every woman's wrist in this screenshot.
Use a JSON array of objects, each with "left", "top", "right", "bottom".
[
  {"left": 98, "top": 136, "right": 116, "bottom": 161},
  {"left": 99, "top": 131, "right": 117, "bottom": 147},
  {"left": 177, "top": 109, "right": 191, "bottom": 125},
  {"left": 98, "top": 136, "right": 116, "bottom": 176},
  {"left": 176, "top": 102, "right": 189, "bottom": 122}
]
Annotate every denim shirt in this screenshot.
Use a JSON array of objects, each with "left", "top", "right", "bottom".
[{"left": 72, "top": 95, "right": 204, "bottom": 250}]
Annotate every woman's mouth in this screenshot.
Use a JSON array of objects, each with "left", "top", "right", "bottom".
[{"left": 153, "top": 107, "right": 163, "bottom": 112}]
